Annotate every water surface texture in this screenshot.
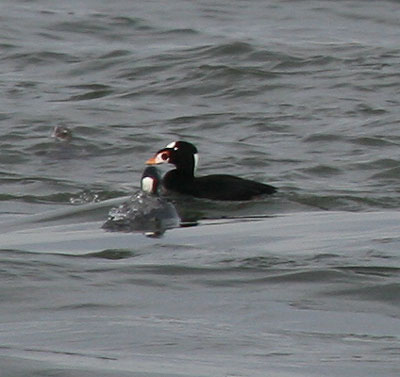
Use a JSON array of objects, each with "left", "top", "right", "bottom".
[{"left": 1, "top": 1, "right": 400, "bottom": 376}]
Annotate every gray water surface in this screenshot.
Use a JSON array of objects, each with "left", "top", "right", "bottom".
[{"left": 1, "top": 0, "right": 400, "bottom": 376}]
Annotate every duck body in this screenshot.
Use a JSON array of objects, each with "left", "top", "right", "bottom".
[
  {"left": 163, "top": 170, "right": 276, "bottom": 201},
  {"left": 147, "top": 141, "right": 277, "bottom": 201}
]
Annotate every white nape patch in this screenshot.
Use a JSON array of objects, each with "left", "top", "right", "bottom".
[
  {"left": 141, "top": 177, "right": 155, "bottom": 193},
  {"left": 193, "top": 153, "right": 199, "bottom": 173},
  {"left": 166, "top": 141, "right": 176, "bottom": 148}
]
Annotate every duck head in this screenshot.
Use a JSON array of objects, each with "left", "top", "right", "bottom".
[
  {"left": 140, "top": 166, "right": 161, "bottom": 194},
  {"left": 146, "top": 141, "right": 199, "bottom": 176}
]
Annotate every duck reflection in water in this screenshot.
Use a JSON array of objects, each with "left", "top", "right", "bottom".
[{"left": 102, "top": 166, "right": 180, "bottom": 237}]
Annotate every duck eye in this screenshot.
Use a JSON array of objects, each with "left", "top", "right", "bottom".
[{"left": 161, "top": 152, "right": 169, "bottom": 160}]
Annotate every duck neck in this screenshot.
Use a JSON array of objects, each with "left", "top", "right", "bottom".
[
  {"left": 163, "top": 169, "right": 194, "bottom": 194},
  {"left": 175, "top": 153, "right": 197, "bottom": 177}
]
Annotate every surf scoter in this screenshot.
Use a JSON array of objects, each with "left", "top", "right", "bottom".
[
  {"left": 146, "top": 141, "right": 277, "bottom": 201},
  {"left": 102, "top": 166, "right": 180, "bottom": 232}
]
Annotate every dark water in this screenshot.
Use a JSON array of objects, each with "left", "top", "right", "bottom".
[{"left": 1, "top": 0, "right": 400, "bottom": 376}]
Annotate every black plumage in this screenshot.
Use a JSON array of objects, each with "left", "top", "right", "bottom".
[{"left": 146, "top": 141, "right": 276, "bottom": 201}]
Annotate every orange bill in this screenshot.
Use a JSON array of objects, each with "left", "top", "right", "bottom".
[{"left": 146, "top": 156, "right": 158, "bottom": 165}]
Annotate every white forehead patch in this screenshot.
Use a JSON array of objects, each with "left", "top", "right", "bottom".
[
  {"left": 141, "top": 176, "right": 155, "bottom": 193},
  {"left": 193, "top": 153, "right": 199, "bottom": 173},
  {"left": 166, "top": 141, "right": 176, "bottom": 149}
]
